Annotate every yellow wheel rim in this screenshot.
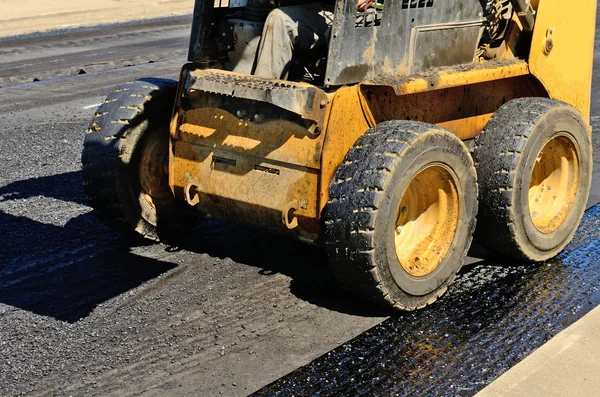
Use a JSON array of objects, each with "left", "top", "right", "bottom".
[
  {"left": 528, "top": 136, "right": 579, "bottom": 234},
  {"left": 394, "top": 165, "right": 460, "bottom": 278}
]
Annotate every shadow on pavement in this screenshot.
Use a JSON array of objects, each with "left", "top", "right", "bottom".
[
  {"left": 177, "top": 218, "right": 395, "bottom": 317},
  {"left": 0, "top": 210, "right": 177, "bottom": 323},
  {"left": 0, "top": 170, "right": 87, "bottom": 206},
  {"left": 0, "top": 170, "right": 177, "bottom": 322},
  {"left": 0, "top": 170, "right": 392, "bottom": 321}
]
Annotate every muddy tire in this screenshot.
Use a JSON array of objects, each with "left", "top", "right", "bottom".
[
  {"left": 473, "top": 98, "right": 592, "bottom": 261},
  {"left": 82, "top": 78, "right": 197, "bottom": 242},
  {"left": 325, "top": 121, "right": 478, "bottom": 311}
]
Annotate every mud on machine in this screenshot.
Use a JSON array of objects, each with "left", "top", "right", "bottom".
[{"left": 82, "top": 0, "right": 596, "bottom": 310}]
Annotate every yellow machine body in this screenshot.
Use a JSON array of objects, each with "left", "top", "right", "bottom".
[{"left": 169, "top": 0, "right": 597, "bottom": 243}]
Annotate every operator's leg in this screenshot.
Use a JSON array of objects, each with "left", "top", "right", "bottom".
[{"left": 253, "top": 3, "right": 333, "bottom": 80}]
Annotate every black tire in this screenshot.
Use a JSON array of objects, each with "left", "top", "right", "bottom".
[
  {"left": 82, "top": 78, "right": 197, "bottom": 242},
  {"left": 473, "top": 98, "right": 592, "bottom": 261},
  {"left": 325, "top": 120, "right": 478, "bottom": 310}
]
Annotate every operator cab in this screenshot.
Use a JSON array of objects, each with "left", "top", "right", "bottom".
[{"left": 189, "top": 0, "right": 515, "bottom": 86}]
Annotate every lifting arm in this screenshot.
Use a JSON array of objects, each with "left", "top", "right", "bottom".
[{"left": 510, "top": 0, "right": 536, "bottom": 31}]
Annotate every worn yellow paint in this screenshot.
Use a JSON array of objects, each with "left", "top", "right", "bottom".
[
  {"left": 171, "top": 103, "right": 325, "bottom": 241},
  {"left": 529, "top": 0, "right": 597, "bottom": 121},
  {"left": 394, "top": 165, "right": 459, "bottom": 278},
  {"left": 174, "top": 139, "right": 322, "bottom": 240},
  {"left": 179, "top": 123, "right": 216, "bottom": 138},
  {"left": 363, "top": 74, "right": 544, "bottom": 138},
  {"left": 375, "top": 59, "right": 530, "bottom": 96},
  {"left": 178, "top": 107, "right": 324, "bottom": 170},
  {"left": 319, "top": 86, "right": 371, "bottom": 211},
  {"left": 529, "top": 135, "right": 580, "bottom": 234}
]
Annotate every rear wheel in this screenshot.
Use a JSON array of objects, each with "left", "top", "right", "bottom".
[
  {"left": 473, "top": 98, "right": 592, "bottom": 261},
  {"left": 82, "top": 78, "right": 197, "bottom": 242},
  {"left": 325, "top": 120, "right": 478, "bottom": 310}
]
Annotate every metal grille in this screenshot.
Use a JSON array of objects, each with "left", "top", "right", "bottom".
[
  {"left": 325, "top": 0, "right": 485, "bottom": 86},
  {"left": 401, "top": 0, "right": 434, "bottom": 9},
  {"left": 354, "top": 9, "right": 383, "bottom": 28}
]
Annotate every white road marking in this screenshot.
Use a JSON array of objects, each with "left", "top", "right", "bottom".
[{"left": 82, "top": 103, "right": 102, "bottom": 110}]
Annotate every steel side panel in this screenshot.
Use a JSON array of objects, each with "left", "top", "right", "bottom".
[
  {"left": 319, "top": 86, "right": 372, "bottom": 212},
  {"left": 172, "top": 139, "right": 321, "bottom": 239},
  {"left": 365, "top": 58, "right": 531, "bottom": 94},
  {"left": 324, "top": 0, "right": 486, "bottom": 86},
  {"left": 171, "top": 105, "right": 324, "bottom": 239},
  {"left": 177, "top": 107, "right": 324, "bottom": 169},
  {"left": 529, "top": 0, "right": 597, "bottom": 122}
]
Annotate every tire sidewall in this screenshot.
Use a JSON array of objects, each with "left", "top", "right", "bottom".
[
  {"left": 514, "top": 108, "right": 592, "bottom": 258},
  {"left": 118, "top": 111, "right": 172, "bottom": 230},
  {"left": 374, "top": 132, "right": 477, "bottom": 297}
]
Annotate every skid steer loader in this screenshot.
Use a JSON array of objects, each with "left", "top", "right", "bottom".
[{"left": 82, "top": 0, "right": 597, "bottom": 310}]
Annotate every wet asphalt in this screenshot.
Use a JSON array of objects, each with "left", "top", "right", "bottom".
[
  {"left": 0, "top": 11, "right": 600, "bottom": 397},
  {"left": 255, "top": 205, "right": 600, "bottom": 396}
]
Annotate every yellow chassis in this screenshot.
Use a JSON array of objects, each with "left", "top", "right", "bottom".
[{"left": 168, "top": 0, "right": 596, "bottom": 243}]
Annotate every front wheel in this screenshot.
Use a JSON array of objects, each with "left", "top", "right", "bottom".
[{"left": 325, "top": 121, "right": 478, "bottom": 311}]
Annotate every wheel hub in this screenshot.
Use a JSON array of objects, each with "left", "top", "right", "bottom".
[
  {"left": 528, "top": 135, "right": 579, "bottom": 234},
  {"left": 139, "top": 128, "right": 173, "bottom": 209},
  {"left": 394, "top": 165, "right": 460, "bottom": 278}
]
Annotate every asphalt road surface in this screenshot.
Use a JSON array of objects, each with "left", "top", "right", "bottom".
[{"left": 1, "top": 14, "right": 600, "bottom": 397}]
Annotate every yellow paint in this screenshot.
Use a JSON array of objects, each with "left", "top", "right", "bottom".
[
  {"left": 179, "top": 107, "right": 324, "bottom": 170},
  {"left": 319, "top": 86, "right": 371, "bottom": 210},
  {"left": 528, "top": 135, "right": 580, "bottom": 234},
  {"left": 171, "top": 101, "right": 326, "bottom": 241},
  {"left": 529, "top": 0, "right": 597, "bottom": 121},
  {"left": 319, "top": 71, "right": 546, "bottom": 211},
  {"left": 436, "top": 114, "right": 493, "bottom": 139},
  {"left": 179, "top": 123, "right": 216, "bottom": 138},
  {"left": 376, "top": 59, "right": 530, "bottom": 96},
  {"left": 394, "top": 165, "right": 459, "bottom": 278}
]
